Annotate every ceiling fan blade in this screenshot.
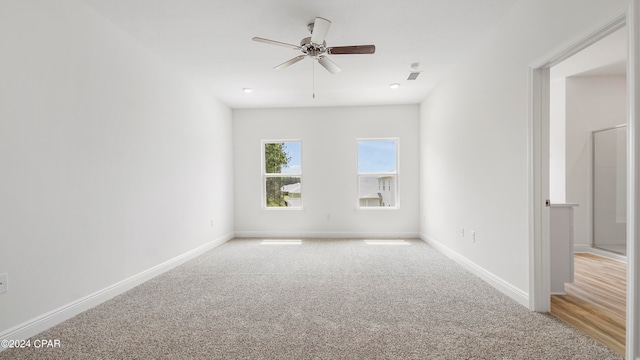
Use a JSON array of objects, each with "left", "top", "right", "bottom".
[
  {"left": 327, "top": 45, "right": 376, "bottom": 55},
  {"left": 317, "top": 55, "right": 342, "bottom": 74},
  {"left": 310, "top": 17, "right": 331, "bottom": 45},
  {"left": 274, "top": 55, "right": 306, "bottom": 70},
  {"left": 252, "top": 37, "right": 301, "bottom": 50}
]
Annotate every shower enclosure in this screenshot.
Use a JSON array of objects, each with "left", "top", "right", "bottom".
[{"left": 592, "top": 125, "right": 627, "bottom": 255}]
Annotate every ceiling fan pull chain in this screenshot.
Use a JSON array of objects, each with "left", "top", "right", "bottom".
[{"left": 312, "top": 59, "right": 316, "bottom": 99}]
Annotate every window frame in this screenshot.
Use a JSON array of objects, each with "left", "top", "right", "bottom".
[
  {"left": 261, "top": 139, "right": 303, "bottom": 210},
  {"left": 356, "top": 137, "right": 400, "bottom": 210}
]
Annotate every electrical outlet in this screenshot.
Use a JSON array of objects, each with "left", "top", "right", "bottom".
[
  {"left": 471, "top": 231, "right": 476, "bottom": 243},
  {"left": 460, "top": 227, "right": 464, "bottom": 237},
  {"left": 0, "top": 273, "right": 7, "bottom": 294}
]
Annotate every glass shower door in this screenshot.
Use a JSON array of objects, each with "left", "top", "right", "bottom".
[{"left": 592, "top": 125, "right": 627, "bottom": 255}]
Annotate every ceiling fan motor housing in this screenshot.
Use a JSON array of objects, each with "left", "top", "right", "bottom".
[{"left": 300, "top": 37, "right": 326, "bottom": 57}]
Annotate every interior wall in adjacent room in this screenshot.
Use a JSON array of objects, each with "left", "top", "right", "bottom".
[{"left": 565, "top": 75, "right": 627, "bottom": 247}]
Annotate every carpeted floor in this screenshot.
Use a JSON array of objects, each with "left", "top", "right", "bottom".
[{"left": 0, "top": 238, "right": 623, "bottom": 359}]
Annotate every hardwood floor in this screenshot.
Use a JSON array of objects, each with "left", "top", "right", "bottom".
[{"left": 551, "top": 253, "right": 626, "bottom": 355}]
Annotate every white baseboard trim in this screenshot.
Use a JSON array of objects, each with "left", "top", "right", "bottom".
[
  {"left": 0, "top": 232, "right": 233, "bottom": 347},
  {"left": 234, "top": 230, "right": 420, "bottom": 239},
  {"left": 574, "top": 244, "right": 627, "bottom": 262},
  {"left": 419, "top": 233, "right": 529, "bottom": 308},
  {"left": 573, "top": 244, "right": 592, "bottom": 253}
]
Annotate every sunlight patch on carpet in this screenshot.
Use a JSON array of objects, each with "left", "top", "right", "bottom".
[
  {"left": 363, "top": 239, "right": 411, "bottom": 246},
  {"left": 260, "top": 239, "right": 302, "bottom": 245}
]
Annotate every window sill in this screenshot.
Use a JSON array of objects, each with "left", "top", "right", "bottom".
[{"left": 262, "top": 207, "right": 305, "bottom": 211}]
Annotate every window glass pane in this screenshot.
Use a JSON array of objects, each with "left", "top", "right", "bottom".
[
  {"left": 358, "top": 175, "right": 396, "bottom": 207},
  {"left": 263, "top": 140, "right": 302, "bottom": 209},
  {"left": 265, "top": 176, "right": 301, "bottom": 208},
  {"left": 264, "top": 141, "right": 301, "bottom": 174},
  {"left": 358, "top": 140, "right": 396, "bottom": 173},
  {"left": 357, "top": 139, "right": 398, "bottom": 209}
]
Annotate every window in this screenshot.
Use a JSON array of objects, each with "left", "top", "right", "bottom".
[
  {"left": 357, "top": 139, "right": 398, "bottom": 208},
  {"left": 262, "top": 140, "right": 302, "bottom": 209}
]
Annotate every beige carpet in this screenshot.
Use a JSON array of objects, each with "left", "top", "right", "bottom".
[{"left": 0, "top": 238, "right": 622, "bottom": 359}]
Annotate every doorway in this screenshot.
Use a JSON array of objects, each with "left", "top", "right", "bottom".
[
  {"left": 546, "top": 26, "right": 628, "bottom": 355},
  {"left": 528, "top": 8, "right": 640, "bottom": 359}
]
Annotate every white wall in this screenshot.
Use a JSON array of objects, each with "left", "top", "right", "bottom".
[
  {"left": 419, "top": 0, "right": 627, "bottom": 300},
  {"left": 0, "top": 0, "right": 234, "bottom": 335},
  {"left": 233, "top": 105, "right": 420, "bottom": 238},
  {"left": 565, "top": 76, "right": 627, "bottom": 247}
]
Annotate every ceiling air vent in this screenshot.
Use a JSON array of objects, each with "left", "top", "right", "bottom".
[
  {"left": 407, "top": 62, "right": 422, "bottom": 80},
  {"left": 407, "top": 72, "right": 420, "bottom": 80}
]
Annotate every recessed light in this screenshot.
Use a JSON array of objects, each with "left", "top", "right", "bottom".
[
  {"left": 390, "top": 83, "right": 400, "bottom": 89},
  {"left": 242, "top": 88, "right": 254, "bottom": 93}
]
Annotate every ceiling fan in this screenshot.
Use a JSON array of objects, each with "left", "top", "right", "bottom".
[{"left": 252, "top": 17, "right": 376, "bottom": 75}]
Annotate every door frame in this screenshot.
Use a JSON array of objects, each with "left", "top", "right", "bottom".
[{"left": 528, "top": 3, "right": 639, "bottom": 358}]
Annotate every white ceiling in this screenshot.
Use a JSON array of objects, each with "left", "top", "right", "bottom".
[{"left": 80, "top": 0, "right": 518, "bottom": 109}]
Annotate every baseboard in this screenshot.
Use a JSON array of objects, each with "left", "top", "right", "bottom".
[
  {"left": 574, "top": 244, "right": 627, "bottom": 262},
  {"left": 234, "top": 230, "right": 420, "bottom": 239},
  {"left": 573, "top": 244, "right": 592, "bottom": 253},
  {"left": 419, "top": 233, "right": 529, "bottom": 308},
  {"left": 0, "top": 232, "right": 233, "bottom": 347}
]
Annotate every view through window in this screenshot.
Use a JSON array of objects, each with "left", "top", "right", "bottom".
[
  {"left": 357, "top": 139, "right": 398, "bottom": 208},
  {"left": 263, "top": 141, "right": 302, "bottom": 208}
]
